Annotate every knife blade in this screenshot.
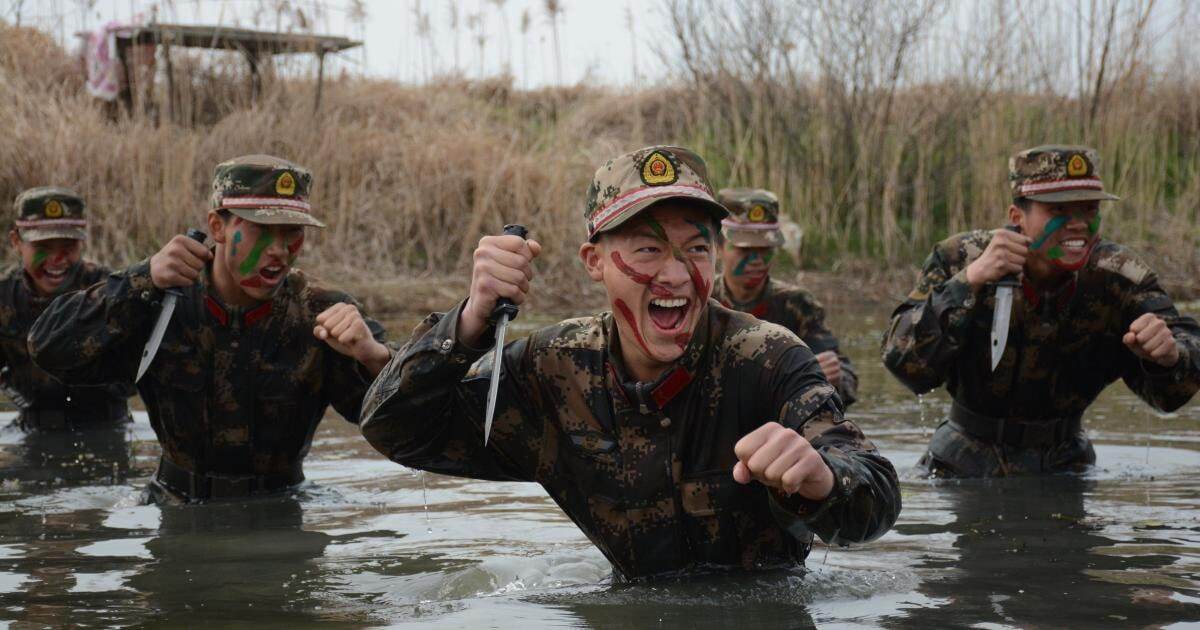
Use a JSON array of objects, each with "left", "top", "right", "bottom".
[
  {"left": 989, "top": 225, "right": 1022, "bottom": 372},
  {"left": 483, "top": 223, "right": 528, "bottom": 445},
  {"left": 136, "top": 229, "right": 207, "bottom": 382}
]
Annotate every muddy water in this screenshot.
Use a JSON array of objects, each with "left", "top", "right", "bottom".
[{"left": 1, "top": 304, "right": 1198, "bottom": 627}]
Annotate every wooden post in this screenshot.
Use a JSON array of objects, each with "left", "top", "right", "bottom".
[
  {"left": 246, "top": 50, "right": 261, "bottom": 106},
  {"left": 162, "top": 33, "right": 175, "bottom": 124},
  {"left": 313, "top": 48, "right": 327, "bottom": 114},
  {"left": 116, "top": 36, "right": 133, "bottom": 115}
]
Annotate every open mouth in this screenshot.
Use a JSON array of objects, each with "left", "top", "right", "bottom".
[
  {"left": 648, "top": 297, "right": 690, "bottom": 332},
  {"left": 243, "top": 263, "right": 287, "bottom": 289}
]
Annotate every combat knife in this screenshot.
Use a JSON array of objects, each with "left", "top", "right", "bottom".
[
  {"left": 483, "top": 224, "right": 528, "bottom": 445},
  {"left": 136, "top": 228, "right": 207, "bottom": 382},
  {"left": 989, "top": 225, "right": 1021, "bottom": 371}
]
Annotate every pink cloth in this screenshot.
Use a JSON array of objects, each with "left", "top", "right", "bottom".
[{"left": 85, "top": 22, "right": 131, "bottom": 101}]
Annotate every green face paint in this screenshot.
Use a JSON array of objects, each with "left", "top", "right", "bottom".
[
  {"left": 685, "top": 220, "right": 712, "bottom": 242},
  {"left": 1030, "top": 215, "right": 1070, "bottom": 251},
  {"left": 732, "top": 252, "right": 757, "bottom": 276},
  {"left": 31, "top": 250, "right": 48, "bottom": 267},
  {"left": 231, "top": 230, "right": 242, "bottom": 257},
  {"left": 238, "top": 230, "right": 274, "bottom": 276},
  {"left": 1088, "top": 214, "right": 1101, "bottom": 235},
  {"left": 1046, "top": 245, "right": 1065, "bottom": 260}
]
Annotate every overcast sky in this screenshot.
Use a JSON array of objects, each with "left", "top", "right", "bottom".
[{"left": 16, "top": 0, "right": 672, "bottom": 87}]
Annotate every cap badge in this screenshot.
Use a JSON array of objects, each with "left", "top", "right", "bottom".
[
  {"left": 641, "top": 151, "right": 678, "bottom": 186},
  {"left": 44, "top": 200, "right": 63, "bottom": 218},
  {"left": 276, "top": 172, "right": 297, "bottom": 195},
  {"left": 1066, "top": 154, "right": 1088, "bottom": 177},
  {"left": 748, "top": 205, "right": 767, "bottom": 222}
]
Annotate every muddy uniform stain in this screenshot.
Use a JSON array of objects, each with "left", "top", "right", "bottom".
[
  {"left": 0, "top": 261, "right": 133, "bottom": 429},
  {"left": 27, "top": 261, "right": 387, "bottom": 500},
  {"left": 881, "top": 230, "right": 1200, "bottom": 476},
  {"left": 359, "top": 300, "right": 899, "bottom": 582},
  {"left": 713, "top": 278, "right": 859, "bottom": 407}
]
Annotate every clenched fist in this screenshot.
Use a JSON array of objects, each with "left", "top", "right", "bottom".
[
  {"left": 816, "top": 351, "right": 842, "bottom": 387},
  {"left": 459, "top": 234, "right": 542, "bottom": 347},
  {"left": 150, "top": 234, "right": 213, "bottom": 290},
  {"left": 314, "top": 302, "right": 391, "bottom": 375},
  {"left": 732, "top": 422, "right": 834, "bottom": 501},
  {"left": 965, "top": 228, "right": 1031, "bottom": 290},
  {"left": 1123, "top": 312, "right": 1180, "bottom": 368}
]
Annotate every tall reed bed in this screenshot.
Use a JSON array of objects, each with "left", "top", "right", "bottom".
[{"left": 2, "top": 6, "right": 1198, "bottom": 307}]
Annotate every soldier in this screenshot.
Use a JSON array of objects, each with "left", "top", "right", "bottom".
[
  {"left": 882, "top": 145, "right": 1200, "bottom": 477},
  {"left": 0, "top": 187, "right": 132, "bottom": 430},
  {"left": 714, "top": 188, "right": 858, "bottom": 406},
  {"left": 359, "top": 146, "right": 900, "bottom": 582},
  {"left": 29, "top": 155, "right": 392, "bottom": 503}
]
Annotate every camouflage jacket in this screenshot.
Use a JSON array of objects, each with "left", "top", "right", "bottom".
[
  {"left": 0, "top": 261, "right": 133, "bottom": 427},
  {"left": 360, "top": 300, "right": 900, "bottom": 582},
  {"left": 713, "top": 277, "right": 858, "bottom": 406},
  {"left": 28, "top": 260, "right": 387, "bottom": 484},
  {"left": 882, "top": 231, "right": 1200, "bottom": 419}
]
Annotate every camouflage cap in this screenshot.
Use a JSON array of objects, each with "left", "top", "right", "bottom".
[
  {"left": 717, "top": 187, "right": 785, "bottom": 248},
  {"left": 12, "top": 187, "right": 87, "bottom": 242},
  {"left": 210, "top": 154, "right": 325, "bottom": 228},
  {"left": 1009, "top": 145, "right": 1120, "bottom": 203},
  {"left": 584, "top": 145, "right": 727, "bottom": 241}
]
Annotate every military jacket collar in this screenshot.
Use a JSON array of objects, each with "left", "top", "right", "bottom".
[{"left": 605, "top": 306, "right": 711, "bottom": 416}]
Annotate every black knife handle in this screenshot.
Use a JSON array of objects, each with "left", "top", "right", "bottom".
[
  {"left": 996, "top": 224, "right": 1021, "bottom": 288},
  {"left": 490, "top": 224, "right": 528, "bottom": 323},
  {"left": 164, "top": 229, "right": 209, "bottom": 297}
]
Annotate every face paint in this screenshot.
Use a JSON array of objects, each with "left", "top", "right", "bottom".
[
  {"left": 239, "top": 275, "right": 267, "bottom": 288},
  {"left": 732, "top": 252, "right": 757, "bottom": 276},
  {"left": 643, "top": 218, "right": 712, "bottom": 301},
  {"left": 674, "top": 332, "right": 691, "bottom": 351},
  {"left": 237, "top": 231, "right": 274, "bottom": 277},
  {"left": 614, "top": 298, "right": 654, "bottom": 358},
  {"left": 231, "top": 230, "right": 242, "bottom": 257},
  {"left": 31, "top": 249, "right": 48, "bottom": 272},
  {"left": 1088, "top": 214, "right": 1101, "bottom": 235},
  {"left": 611, "top": 251, "right": 654, "bottom": 284},
  {"left": 285, "top": 231, "right": 304, "bottom": 265},
  {"left": 1046, "top": 245, "right": 1064, "bottom": 260},
  {"left": 686, "top": 220, "right": 712, "bottom": 242},
  {"left": 1030, "top": 214, "right": 1070, "bottom": 251}
]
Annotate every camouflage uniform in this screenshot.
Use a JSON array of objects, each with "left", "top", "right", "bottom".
[
  {"left": 1, "top": 188, "right": 132, "bottom": 429},
  {"left": 882, "top": 146, "right": 1200, "bottom": 477},
  {"left": 29, "top": 156, "right": 387, "bottom": 502},
  {"left": 715, "top": 188, "right": 858, "bottom": 406},
  {"left": 360, "top": 146, "right": 900, "bottom": 582}
]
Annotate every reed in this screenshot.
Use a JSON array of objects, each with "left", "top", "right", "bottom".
[{"left": 2, "top": 2, "right": 1198, "bottom": 310}]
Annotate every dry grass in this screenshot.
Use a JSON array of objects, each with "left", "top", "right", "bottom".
[{"left": 1, "top": 10, "right": 1198, "bottom": 317}]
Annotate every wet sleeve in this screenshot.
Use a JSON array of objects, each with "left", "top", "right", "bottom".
[
  {"left": 766, "top": 346, "right": 901, "bottom": 545},
  {"left": 325, "top": 298, "right": 393, "bottom": 425},
  {"left": 1118, "top": 273, "right": 1200, "bottom": 412},
  {"left": 881, "top": 245, "right": 983, "bottom": 395},
  {"left": 793, "top": 295, "right": 859, "bottom": 407},
  {"left": 27, "top": 260, "right": 162, "bottom": 386},
  {"left": 359, "top": 300, "right": 545, "bottom": 482}
]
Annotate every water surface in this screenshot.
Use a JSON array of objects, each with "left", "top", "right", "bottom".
[{"left": 1, "top": 304, "right": 1198, "bottom": 627}]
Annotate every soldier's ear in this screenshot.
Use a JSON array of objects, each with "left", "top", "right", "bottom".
[
  {"left": 1007, "top": 203, "right": 1024, "bottom": 230},
  {"left": 579, "top": 240, "right": 605, "bottom": 282},
  {"left": 206, "top": 211, "right": 228, "bottom": 244},
  {"left": 7, "top": 230, "right": 20, "bottom": 250}
]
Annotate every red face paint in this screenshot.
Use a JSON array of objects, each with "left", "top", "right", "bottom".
[
  {"left": 684, "top": 257, "right": 710, "bottom": 303},
  {"left": 614, "top": 298, "right": 654, "bottom": 358},
  {"left": 611, "top": 251, "right": 654, "bottom": 284},
  {"left": 286, "top": 231, "right": 304, "bottom": 265},
  {"left": 239, "top": 275, "right": 266, "bottom": 288},
  {"left": 674, "top": 332, "right": 691, "bottom": 350}
]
